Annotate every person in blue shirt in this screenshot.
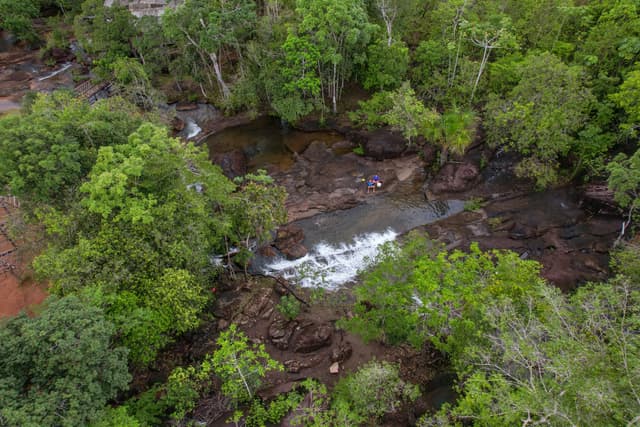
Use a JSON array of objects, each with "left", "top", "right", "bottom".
[{"left": 367, "top": 179, "right": 375, "bottom": 193}]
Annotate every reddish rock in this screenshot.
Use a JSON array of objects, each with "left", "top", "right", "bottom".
[
  {"left": 268, "top": 318, "right": 298, "bottom": 350},
  {"left": 330, "top": 341, "right": 353, "bottom": 363},
  {"left": 258, "top": 245, "right": 277, "bottom": 258},
  {"left": 212, "top": 149, "right": 248, "bottom": 179},
  {"left": 292, "top": 322, "right": 333, "bottom": 353},
  {"left": 422, "top": 143, "right": 438, "bottom": 165},
  {"left": 429, "top": 162, "right": 480, "bottom": 195},
  {"left": 283, "top": 243, "right": 308, "bottom": 260},
  {"left": 175, "top": 102, "right": 198, "bottom": 111},
  {"left": 364, "top": 128, "right": 407, "bottom": 160},
  {"left": 171, "top": 116, "right": 185, "bottom": 132},
  {"left": 302, "top": 140, "right": 333, "bottom": 163},
  {"left": 274, "top": 224, "right": 305, "bottom": 250}
]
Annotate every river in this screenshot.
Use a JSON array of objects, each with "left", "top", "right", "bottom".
[{"left": 204, "top": 118, "right": 464, "bottom": 288}]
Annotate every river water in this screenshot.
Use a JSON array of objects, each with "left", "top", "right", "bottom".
[{"left": 205, "top": 119, "right": 463, "bottom": 288}]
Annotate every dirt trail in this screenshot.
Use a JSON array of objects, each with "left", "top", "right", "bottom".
[{"left": 0, "top": 200, "right": 47, "bottom": 317}]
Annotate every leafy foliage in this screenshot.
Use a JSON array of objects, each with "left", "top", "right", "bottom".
[
  {"left": 486, "top": 52, "right": 598, "bottom": 188},
  {"left": 0, "top": 91, "right": 144, "bottom": 207},
  {"left": 342, "top": 232, "right": 546, "bottom": 360},
  {"left": 0, "top": 296, "right": 130, "bottom": 427},
  {"left": 212, "top": 324, "right": 284, "bottom": 405},
  {"left": 276, "top": 295, "right": 302, "bottom": 320},
  {"left": 333, "top": 360, "right": 420, "bottom": 422}
]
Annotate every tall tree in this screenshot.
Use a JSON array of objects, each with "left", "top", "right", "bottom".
[
  {"left": 294, "top": 0, "right": 376, "bottom": 113},
  {"left": 162, "top": 0, "right": 256, "bottom": 100},
  {"left": 0, "top": 296, "right": 130, "bottom": 427},
  {"left": 0, "top": 91, "right": 144, "bottom": 208},
  {"left": 486, "top": 52, "right": 596, "bottom": 188}
]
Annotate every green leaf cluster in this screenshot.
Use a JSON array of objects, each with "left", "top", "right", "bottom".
[{"left": 0, "top": 296, "right": 130, "bottom": 427}]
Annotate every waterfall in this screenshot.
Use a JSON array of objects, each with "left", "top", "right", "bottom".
[
  {"left": 185, "top": 119, "right": 202, "bottom": 139},
  {"left": 262, "top": 229, "right": 398, "bottom": 289}
]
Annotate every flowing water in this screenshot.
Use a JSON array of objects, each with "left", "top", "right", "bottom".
[
  {"left": 206, "top": 118, "right": 463, "bottom": 288},
  {"left": 254, "top": 197, "right": 464, "bottom": 289}
]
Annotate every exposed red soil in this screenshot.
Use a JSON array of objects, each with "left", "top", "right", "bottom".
[{"left": 0, "top": 203, "right": 48, "bottom": 318}]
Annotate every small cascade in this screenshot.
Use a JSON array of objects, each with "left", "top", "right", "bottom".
[
  {"left": 256, "top": 198, "right": 464, "bottom": 289},
  {"left": 185, "top": 119, "right": 202, "bottom": 139},
  {"left": 262, "top": 229, "right": 398, "bottom": 289}
]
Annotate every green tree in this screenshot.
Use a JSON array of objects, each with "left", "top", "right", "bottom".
[
  {"left": 363, "top": 39, "right": 409, "bottom": 91},
  {"left": 294, "top": 0, "right": 377, "bottom": 113},
  {"left": 211, "top": 324, "right": 283, "bottom": 405},
  {"left": 0, "top": 91, "right": 144, "bottom": 208},
  {"left": 34, "top": 123, "right": 235, "bottom": 363},
  {"left": 432, "top": 108, "right": 477, "bottom": 164},
  {"left": 268, "top": 33, "right": 323, "bottom": 123},
  {"left": 0, "top": 0, "right": 40, "bottom": 42},
  {"left": 486, "top": 52, "right": 597, "bottom": 188},
  {"left": 430, "top": 274, "right": 640, "bottom": 426},
  {"left": 162, "top": 0, "right": 256, "bottom": 101},
  {"left": 111, "top": 57, "right": 163, "bottom": 111},
  {"left": 341, "top": 232, "right": 546, "bottom": 361},
  {"left": 610, "top": 67, "right": 640, "bottom": 136},
  {"left": 607, "top": 149, "right": 640, "bottom": 244},
  {"left": 230, "top": 170, "right": 287, "bottom": 271},
  {"left": 0, "top": 296, "right": 130, "bottom": 427},
  {"left": 74, "top": 0, "right": 136, "bottom": 76},
  {"left": 333, "top": 361, "right": 420, "bottom": 422},
  {"left": 384, "top": 82, "right": 440, "bottom": 145}
]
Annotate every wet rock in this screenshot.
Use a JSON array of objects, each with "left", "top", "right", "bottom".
[
  {"left": 422, "top": 144, "right": 438, "bottom": 165},
  {"left": 331, "top": 139, "right": 354, "bottom": 152},
  {"left": 302, "top": 140, "right": 333, "bottom": 163},
  {"left": 284, "top": 359, "right": 305, "bottom": 373},
  {"left": 217, "top": 319, "right": 229, "bottom": 330},
  {"left": 269, "top": 318, "right": 298, "bottom": 350},
  {"left": 258, "top": 245, "right": 277, "bottom": 258},
  {"left": 274, "top": 224, "right": 306, "bottom": 260},
  {"left": 330, "top": 341, "right": 353, "bottom": 363},
  {"left": 292, "top": 322, "right": 333, "bottom": 353},
  {"left": 509, "top": 223, "right": 538, "bottom": 240},
  {"left": 429, "top": 162, "right": 480, "bottom": 195},
  {"left": 212, "top": 149, "right": 248, "bottom": 179},
  {"left": 41, "top": 47, "right": 74, "bottom": 64},
  {"left": 171, "top": 116, "right": 185, "bottom": 132},
  {"left": 284, "top": 243, "right": 308, "bottom": 260},
  {"left": 242, "top": 288, "right": 273, "bottom": 319},
  {"left": 364, "top": 128, "right": 407, "bottom": 160},
  {"left": 273, "top": 281, "right": 288, "bottom": 296}
]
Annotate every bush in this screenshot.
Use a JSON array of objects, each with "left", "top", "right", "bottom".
[
  {"left": 333, "top": 360, "right": 420, "bottom": 422},
  {"left": 277, "top": 294, "right": 301, "bottom": 320}
]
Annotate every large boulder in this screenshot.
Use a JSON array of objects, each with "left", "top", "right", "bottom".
[
  {"left": 292, "top": 322, "right": 333, "bottom": 353},
  {"left": 211, "top": 149, "right": 248, "bottom": 179},
  {"left": 429, "top": 162, "right": 480, "bottom": 195},
  {"left": 274, "top": 224, "right": 308, "bottom": 260},
  {"left": 269, "top": 318, "right": 298, "bottom": 350},
  {"left": 363, "top": 128, "right": 407, "bottom": 160},
  {"left": 302, "top": 140, "right": 333, "bottom": 163}
]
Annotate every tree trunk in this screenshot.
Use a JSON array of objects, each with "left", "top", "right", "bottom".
[{"left": 210, "top": 52, "right": 231, "bottom": 99}]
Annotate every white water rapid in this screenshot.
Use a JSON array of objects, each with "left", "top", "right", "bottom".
[
  {"left": 185, "top": 119, "right": 202, "bottom": 139},
  {"left": 263, "top": 229, "right": 398, "bottom": 289},
  {"left": 254, "top": 198, "right": 465, "bottom": 289}
]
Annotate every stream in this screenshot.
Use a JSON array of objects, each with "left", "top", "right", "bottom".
[{"left": 205, "top": 118, "right": 464, "bottom": 288}]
